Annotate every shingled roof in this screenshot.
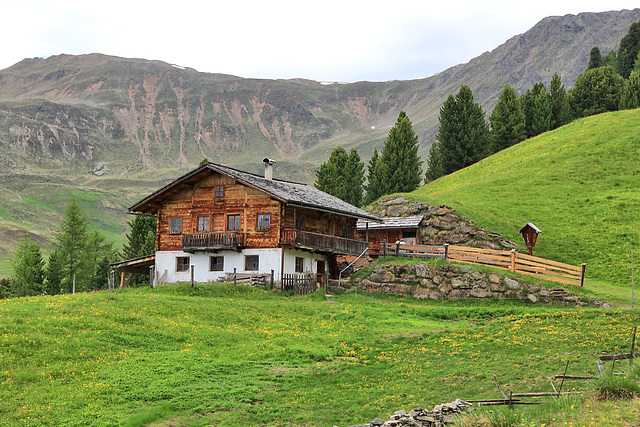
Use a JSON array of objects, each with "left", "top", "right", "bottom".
[
  {"left": 356, "top": 214, "right": 424, "bottom": 230},
  {"left": 130, "top": 162, "right": 381, "bottom": 222}
]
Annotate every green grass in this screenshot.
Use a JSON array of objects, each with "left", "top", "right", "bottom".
[
  {"left": 411, "top": 109, "right": 640, "bottom": 286},
  {"left": 1, "top": 284, "right": 639, "bottom": 426}
]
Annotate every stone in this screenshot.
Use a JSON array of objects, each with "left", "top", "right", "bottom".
[
  {"left": 419, "top": 278, "right": 435, "bottom": 288},
  {"left": 527, "top": 294, "right": 539, "bottom": 303},
  {"left": 92, "top": 161, "right": 109, "bottom": 176},
  {"left": 369, "top": 270, "right": 396, "bottom": 283},
  {"left": 489, "top": 274, "right": 501, "bottom": 283},
  {"left": 504, "top": 278, "right": 521, "bottom": 290},
  {"left": 438, "top": 282, "right": 452, "bottom": 294},
  {"left": 394, "top": 410, "right": 407, "bottom": 416},
  {"left": 451, "top": 278, "right": 471, "bottom": 289},
  {"left": 413, "top": 287, "right": 429, "bottom": 299},
  {"left": 470, "top": 288, "right": 491, "bottom": 298},
  {"left": 471, "top": 270, "right": 485, "bottom": 280},
  {"left": 370, "top": 419, "right": 385, "bottom": 426},
  {"left": 529, "top": 285, "right": 541, "bottom": 292},
  {"left": 436, "top": 206, "right": 454, "bottom": 215},
  {"left": 491, "top": 281, "right": 506, "bottom": 292},
  {"left": 381, "top": 196, "right": 409, "bottom": 206},
  {"left": 415, "top": 264, "right": 431, "bottom": 278},
  {"left": 449, "top": 289, "right": 469, "bottom": 300},
  {"left": 432, "top": 275, "right": 442, "bottom": 285},
  {"left": 387, "top": 204, "right": 410, "bottom": 216},
  {"left": 602, "top": 303, "right": 612, "bottom": 309},
  {"left": 539, "top": 290, "right": 550, "bottom": 297}
]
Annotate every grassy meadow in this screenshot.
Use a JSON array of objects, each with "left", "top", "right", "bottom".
[
  {"left": 1, "top": 280, "right": 639, "bottom": 426},
  {"left": 412, "top": 109, "right": 640, "bottom": 286}
]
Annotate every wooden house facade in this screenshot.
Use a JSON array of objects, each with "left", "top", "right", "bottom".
[
  {"left": 129, "top": 160, "right": 380, "bottom": 285},
  {"left": 356, "top": 215, "right": 424, "bottom": 257}
]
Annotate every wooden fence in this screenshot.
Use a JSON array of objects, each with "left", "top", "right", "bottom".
[
  {"left": 282, "top": 273, "right": 318, "bottom": 295},
  {"left": 381, "top": 240, "right": 586, "bottom": 287}
]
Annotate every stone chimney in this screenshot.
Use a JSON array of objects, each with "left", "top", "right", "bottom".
[{"left": 263, "top": 158, "right": 275, "bottom": 180}]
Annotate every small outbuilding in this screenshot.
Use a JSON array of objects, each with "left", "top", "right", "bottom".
[{"left": 357, "top": 214, "right": 424, "bottom": 257}]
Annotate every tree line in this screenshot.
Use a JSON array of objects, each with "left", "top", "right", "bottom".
[{"left": 0, "top": 198, "right": 156, "bottom": 299}]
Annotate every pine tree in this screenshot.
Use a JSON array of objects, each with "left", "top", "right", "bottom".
[
  {"left": 364, "top": 148, "right": 384, "bottom": 205},
  {"left": 379, "top": 111, "right": 423, "bottom": 194},
  {"left": 549, "top": 73, "right": 571, "bottom": 129},
  {"left": 569, "top": 66, "right": 624, "bottom": 118},
  {"left": 531, "top": 86, "right": 552, "bottom": 136},
  {"left": 620, "top": 70, "right": 640, "bottom": 110},
  {"left": 432, "top": 86, "right": 488, "bottom": 177},
  {"left": 489, "top": 84, "right": 525, "bottom": 153},
  {"left": 617, "top": 21, "right": 640, "bottom": 79},
  {"left": 12, "top": 237, "right": 45, "bottom": 297},
  {"left": 587, "top": 47, "right": 603, "bottom": 70},
  {"left": 0, "top": 278, "right": 12, "bottom": 299}
]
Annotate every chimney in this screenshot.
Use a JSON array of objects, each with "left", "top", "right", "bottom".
[{"left": 263, "top": 158, "right": 275, "bottom": 180}]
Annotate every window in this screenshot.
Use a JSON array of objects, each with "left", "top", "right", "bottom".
[
  {"left": 245, "top": 255, "right": 259, "bottom": 271},
  {"left": 176, "top": 256, "right": 190, "bottom": 272},
  {"left": 296, "top": 215, "right": 304, "bottom": 231},
  {"left": 342, "top": 224, "right": 351, "bottom": 239},
  {"left": 228, "top": 214, "right": 241, "bottom": 231},
  {"left": 210, "top": 256, "right": 224, "bottom": 271},
  {"left": 169, "top": 217, "right": 182, "bottom": 234},
  {"left": 197, "top": 216, "right": 210, "bottom": 232},
  {"left": 295, "top": 257, "right": 304, "bottom": 273},
  {"left": 215, "top": 186, "right": 224, "bottom": 198},
  {"left": 257, "top": 214, "right": 270, "bottom": 230}
]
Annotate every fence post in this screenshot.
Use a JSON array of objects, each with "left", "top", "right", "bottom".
[
  {"left": 444, "top": 243, "right": 449, "bottom": 260},
  {"left": 580, "top": 263, "right": 586, "bottom": 287},
  {"left": 233, "top": 268, "right": 237, "bottom": 286},
  {"left": 190, "top": 265, "right": 194, "bottom": 288},
  {"left": 510, "top": 249, "right": 516, "bottom": 272},
  {"left": 270, "top": 269, "right": 274, "bottom": 290},
  {"left": 395, "top": 241, "right": 400, "bottom": 257},
  {"left": 383, "top": 239, "right": 386, "bottom": 257}
]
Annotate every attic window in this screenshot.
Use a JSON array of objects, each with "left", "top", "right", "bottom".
[
  {"left": 215, "top": 186, "right": 224, "bottom": 198},
  {"left": 257, "top": 214, "right": 270, "bottom": 230}
]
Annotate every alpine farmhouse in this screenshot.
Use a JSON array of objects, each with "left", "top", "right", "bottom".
[{"left": 126, "top": 159, "right": 381, "bottom": 285}]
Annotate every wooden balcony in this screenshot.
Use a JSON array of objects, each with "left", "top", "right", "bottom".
[
  {"left": 281, "top": 229, "right": 368, "bottom": 255},
  {"left": 182, "top": 232, "right": 245, "bottom": 253}
]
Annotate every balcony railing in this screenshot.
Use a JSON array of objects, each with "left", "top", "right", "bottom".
[
  {"left": 281, "top": 229, "right": 368, "bottom": 255},
  {"left": 182, "top": 232, "right": 245, "bottom": 252}
]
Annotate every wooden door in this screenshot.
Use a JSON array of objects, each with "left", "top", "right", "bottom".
[{"left": 316, "top": 260, "right": 326, "bottom": 286}]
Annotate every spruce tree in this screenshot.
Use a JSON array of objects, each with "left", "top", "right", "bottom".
[
  {"left": 617, "top": 21, "right": 640, "bottom": 79},
  {"left": 549, "top": 73, "right": 571, "bottom": 129},
  {"left": 531, "top": 86, "right": 552, "bottom": 136},
  {"left": 123, "top": 215, "right": 157, "bottom": 259},
  {"left": 620, "top": 70, "right": 640, "bottom": 110},
  {"left": 489, "top": 84, "right": 525, "bottom": 153},
  {"left": 432, "top": 86, "right": 488, "bottom": 177},
  {"left": 379, "top": 111, "right": 423, "bottom": 194},
  {"left": 425, "top": 141, "right": 443, "bottom": 183},
  {"left": 364, "top": 148, "right": 384, "bottom": 205},
  {"left": 343, "top": 149, "right": 365, "bottom": 208},
  {"left": 12, "top": 237, "right": 45, "bottom": 297},
  {"left": 45, "top": 250, "right": 64, "bottom": 296},
  {"left": 587, "top": 47, "right": 603, "bottom": 70}
]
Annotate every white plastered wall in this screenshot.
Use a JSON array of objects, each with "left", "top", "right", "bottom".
[{"left": 155, "top": 248, "right": 329, "bottom": 284}]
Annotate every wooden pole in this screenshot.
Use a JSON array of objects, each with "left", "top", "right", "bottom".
[
  {"left": 444, "top": 243, "right": 449, "bottom": 260},
  {"left": 558, "top": 360, "right": 569, "bottom": 393},
  {"left": 580, "top": 263, "right": 586, "bottom": 287},
  {"left": 270, "top": 269, "right": 274, "bottom": 290},
  {"left": 510, "top": 249, "right": 516, "bottom": 272},
  {"left": 190, "top": 265, "right": 194, "bottom": 288},
  {"left": 72, "top": 274, "right": 76, "bottom": 294},
  {"left": 233, "top": 268, "right": 237, "bottom": 286},
  {"left": 382, "top": 239, "right": 386, "bottom": 257},
  {"left": 493, "top": 374, "right": 507, "bottom": 399}
]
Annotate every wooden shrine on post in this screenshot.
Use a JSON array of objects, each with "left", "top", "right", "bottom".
[{"left": 519, "top": 222, "right": 541, "bottom": 256}]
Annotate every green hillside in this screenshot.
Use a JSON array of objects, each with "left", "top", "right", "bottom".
[
  {"left": 1, "top": 283, "right": 639, "bottom": 426},
  {"left": 411, "top": 109, "right": 640, "bottom": 286}
]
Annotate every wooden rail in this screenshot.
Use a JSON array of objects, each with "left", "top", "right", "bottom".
[
  {"left": 282, "top": 229, "right": 368, "bottom": 255},
  {"left": 182, "top": 232, "right": 245, "bottom": 252},
  {"left": 282, "top": 273, "right": 317, "bottom": 295},
  {"left": 381, "top": 241, "right": 585, "bottom": 287}
]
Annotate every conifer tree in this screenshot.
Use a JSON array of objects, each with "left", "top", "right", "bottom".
[
  {"left": 12, "top": 237, "right": 45, "bottom": 297},
  {"left": 489, "top": 84, "right": 525, "bottom": 153},
  {"left": 364, "top": 148, "right": 384, "bottom": 205},
  {"left": 123, "top": 215, "right": 157, "bottom": 259},
  {"left": 620, "top": 70, "right": 640, "bottom": 110},
  {"left": 521, "top": 82, "right": 549, "bottom": 138},
  {"left": 379, "top": 111, "right": 423, "bottom": 194},
  {"left": 569, "top": 66, "right": 624, "bottom": 118},
  {"left": 425, "top": 141, "right": 444, "bottom": 183},
  {"left": 617, "top": 21, "right": 640, "bottom": 79},
  {"left": 430, "top": 86, "right": 488, "bottom": 178},
  {"left": 314, "top": 147, "right": 365, "bottom": 207},
  {"left": 343, "top": 149, "right": 365, "bottom": 208},
  {"left": 531, "top": 86, "right": 552, "bottom": 136},
  {"left": 55, "top": 197, "right": 90, "bottom": 292},
  {"left": 549, "top": 73, "right": 571, "bottom": 129},
  {"left": 45, "top": 250, "right": 64, "bottom": 295},
  {"left": 587, "top": 47, "right": 603, "bottom": 70}
]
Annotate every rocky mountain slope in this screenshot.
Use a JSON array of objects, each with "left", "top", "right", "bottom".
[{"left": 0, "top": 9, "right": 638, "bottom": 275}]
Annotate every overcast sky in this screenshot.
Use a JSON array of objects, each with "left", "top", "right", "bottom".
[{"left": 2, "top": 0, "right": 639, "bottom": 82}]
